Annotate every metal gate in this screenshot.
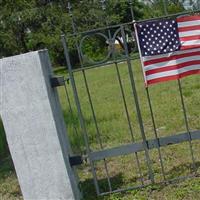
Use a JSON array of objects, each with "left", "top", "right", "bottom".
[{"left": 57, "top": 1, "right": 200, "bottom": 197}]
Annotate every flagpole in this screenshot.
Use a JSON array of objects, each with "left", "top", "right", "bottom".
[
  {"left": 134, "top": 23, "right": 166, "bottom": 181},
  {"left": 128, "top": 0, "right": 135, "bottom": 21},
  {"left": 163, "top": 0, "right": 197, "bottom": 173},
  {"left": 134, "top": 24, "right": 148, "bottom": 86},
  {"left": 177, "top": 79, "right": 197, "bottom": 173},
  {"left": 161, "top": 0, "right": 197, "bottom": 174},
  {"left": 163, "top": 0, "right": 168, "bottom": 16}
]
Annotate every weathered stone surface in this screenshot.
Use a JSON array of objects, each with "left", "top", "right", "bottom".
[{"left": 0, "top": 50, "right": 80, "bottom": 200}]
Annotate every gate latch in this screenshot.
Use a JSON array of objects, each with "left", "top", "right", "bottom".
[{"left": 69, "top": 155, "right": 84, "bottom": 167}]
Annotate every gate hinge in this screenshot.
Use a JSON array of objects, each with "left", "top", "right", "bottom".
[
  {"left": 50, "top": 76, "right": 65, "bottom": 88},
  {"left": 69, "top": 155, "right": 83, "bottom": 167}
]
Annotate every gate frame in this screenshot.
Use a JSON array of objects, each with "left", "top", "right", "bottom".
[{"left": 61, "top": 1, "right": 200, "bottom": 196}]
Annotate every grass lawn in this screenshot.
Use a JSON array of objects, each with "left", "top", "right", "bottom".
[{"left": 0, "top": 58, "right": 200, "bottom": 199}]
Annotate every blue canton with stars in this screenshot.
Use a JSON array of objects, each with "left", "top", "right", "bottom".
[{"left": 136, "top": 19, "right": 181, "bottom": 57}]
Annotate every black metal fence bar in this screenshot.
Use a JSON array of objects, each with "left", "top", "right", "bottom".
[
  {"left": 90, "top": 130, "right": 200, "bottom": 161},
  {"left": 177, "top": 79, "right": 197, "bottom": 172},
  {"left": 107, "top": 22, "right": 144, "bottom": 185},
  {"left": 112, "top": 172, "right": 198, "bottom": 196},
  {"left": 63, "top": 82, "right": 80, "bottom": 143},
  {"left": 109, "top": 20, "right": 144, "bottom": 184},
  {"left": 120, "top": 25, "right": 154, "bottom": 183},
  {"left": 111, "top": 39, "right": 144, "bottom": 183},
  {"left": 133, "top": 3, "right": 167, "bottom": 180},
  {"left": 163, "top": 0, "right": 168, "bottom": 16},
  {"left": 114, "top": 61, "right": 144, "bottom": 185},
  {"left": 99, "top": 173, "right": 197, "bottom": 196},
  {"left": 98, "top": 174, "right": 190, "bottom": 196},
  {"left": 71, "top": 56, "right": 139, "bottom": 73},
  {"left": 146, "top": 88, "right": 166, "bottom": 181},
  {"left": 163, "top": 0, "right": 197, "bottom": 177},
  {"left": 99, "top": 183, "right": 148, "bottom": 196},
  {"left": 61, "top": 35, "right": 101, "bottom": 195},
  {"left": 69, "top": 4, "right": 113, "bottom": 192}
]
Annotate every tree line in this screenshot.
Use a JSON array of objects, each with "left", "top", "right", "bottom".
[{"left": 0, "top": 0, "right": 191, "bottom": 67}]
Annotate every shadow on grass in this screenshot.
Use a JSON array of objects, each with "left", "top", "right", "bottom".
[
  {"left": 1, "top": 152, "right": 200, "bottom": 199},
  {"left": 80, "top": 161, "right": 200, "bottom": 199},
  {"left": 166, "top": 161, "right": 200, "bottom": 180},
  {"left": 81, "top": 173, "right": 124, "bottom": 200},
  {"left": 0, "top": 156, "right": 15, "bottom": 179}
]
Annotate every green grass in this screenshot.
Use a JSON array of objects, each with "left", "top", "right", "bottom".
[
  {"left": 0, "top": 157, "right": 22, "bottom": 200},
  {"left": 57, "top": 59, "right": 200, "bottom": 199},
  {"left": 0, "top": 59, "right": 200, "bottom": 199}
]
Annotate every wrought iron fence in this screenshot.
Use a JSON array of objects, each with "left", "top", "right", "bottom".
[{"left": 58, "top": 0, "right": 200, "bottom": 197}]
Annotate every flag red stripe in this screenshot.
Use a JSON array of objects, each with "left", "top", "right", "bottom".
[
  {"left": 147, "top": 70, "right": 200, "bottom": 85},
  {"left": 178, "top": 25, "right": 200, "bottom": 32},
  {"left": 177, "top": 15, "right": 200, "bottom": 23},
  {"left": 180, "top": 35, "right": 200, "bottom": 41},
  {"left": 145, "top": 60, "right": 200, "bottom": 75},
  {"left": 144, "top": 51, "right": 200, "bottom": 66},
  {"left": 180, "top": 45, "right": 200, "bottom": 50},
  {"left": 136, "top": 15, "right": 200, "bottom": 86}
]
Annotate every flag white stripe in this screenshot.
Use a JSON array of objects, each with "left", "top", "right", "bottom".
[
  {"left": 181, "top": 40, "right": 200, "bottom": 46},
  {"left": 143, "top": 55, "right": 200, "bottom": 71},
  {"left": 143, "top": 48, "right": 200, "bottom": 62},
  {"left": 136, "top": 16, "right": 200, "bottom": 85},
  {"left": 178, "top": 20, "right": 200, "bottom": 28},
  {"left": 146, "top": 65, "right": 200, "bottom": 81},
  {"left": 179, "top": 30, "right": 200, "bottom": 37}
]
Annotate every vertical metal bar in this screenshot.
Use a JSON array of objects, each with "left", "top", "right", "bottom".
[
  {"left": 177, "top": 79, "right": 197, "bottom": 172},
  {"left": 61, "top": 35, "right": 101, "bottom": 195},
  {"left": 68, "top": 2, "right": 112, "bottom": 193},
  {"left": 109, "top": 25, "right": 143, "bottom": 183},
  {"left": 162, "top": 0, "right": 197, "bottom": 174},
  {"left": 133, "top": 19, "right": 166, "bottom": 181},
  {"left": 161, "top": 0, "right": 197, "bottom": 177},
  {"left": 106, "top": 13, "right": 143, "bottom": 182},
  {"left": 74, "top": 29, "right": 112, "bottom": 195},
  {"left": 63, "top": 81, "right": 83, "bottom": 152},
  {"left": 161, "top": 0, "right": 197, "bottom": 179},
  {"left": 114, "top": 62, "right": 144, "bottom": 185},
  {"left": 120, "top": 25, "right": 154, "bottom": 183},
  {"left": 128, "top": 0, "right": 135, "bottom": 21},
  {"left": 79, "top": 71, "right": 113, "bottom": 192},
  {"left": 146, "top": 88, "right": 166, "bottom": 181},
  {"left": 163, "top": 0, "right": 168, "bottom": 15},
  {"left": 79, "top": 68, "right": 113, "bottom": 192},
  {"left": 63, "top": 81, "right": 79, "bottom": 136}
]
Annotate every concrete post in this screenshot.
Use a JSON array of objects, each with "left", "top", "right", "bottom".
[{"left": 0, "top": 50, "right": 81, "bottom": 200}]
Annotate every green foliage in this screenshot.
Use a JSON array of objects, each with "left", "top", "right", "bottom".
[
  {"left": 0, "top": 0, "right": 70, "bottom": 65},
  {"left": 0, "top": 0, "right": 144, "bottom": 66},
  {"left": 168, "top": 0, "right": 185, "bottom": 14},
  {"left": 141, "top": 0, "right": 185, "bottom": 18},
  {"left": 81, "top": 34, "right": 109, "bottom": 64},
  {"left": 0, "top": 0, "right": 188, "bottom": 66}
]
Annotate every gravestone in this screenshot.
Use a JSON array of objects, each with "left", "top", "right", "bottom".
[{"left": 0, "top": 50, "right": 81, "bottom": 200}]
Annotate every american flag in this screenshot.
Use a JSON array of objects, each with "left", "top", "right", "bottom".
[{"left": 135, "top": 15, "right": 200, "bottom": 86}]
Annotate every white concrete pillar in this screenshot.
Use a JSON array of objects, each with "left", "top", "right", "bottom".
[{"left": 0, "top": 50, "right": 81, "bottom": 200}]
